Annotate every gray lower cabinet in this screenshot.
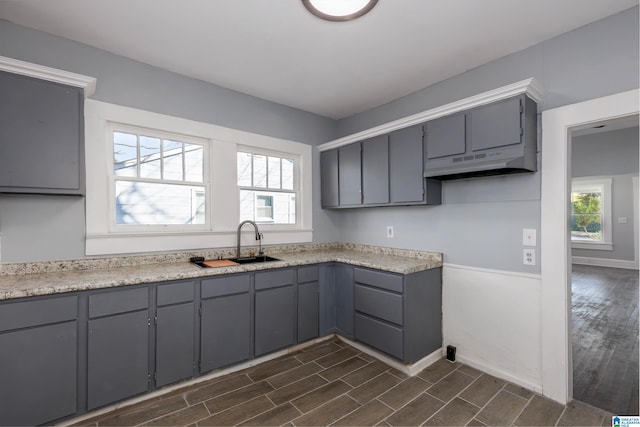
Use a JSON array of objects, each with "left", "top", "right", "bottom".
[
  {"left": 155, "top": 281, "right": 196, "bottom": 387},
  {"left": 334, "top": 263, "right": 354, "bottom": 339},
  {"left": 297, "top": 266, "right": 319, "bottom": 343},
  {"left": 353, "top": 266, "right": 442, "bottom": 364},
  {"left": 0, "top": 70, "right": 85, "bottom": 195},
  {"left": 87, "top": 287, "right": 150, "bottom": 410},
  {"left": 254, "top": 268, "right": 296, "bottom": 356},
  {"left": 0, "top": 295, "right": 78, "bottom": 426},
  {"left": 200, "top": 274, "right": 251, "bottom": 372}
]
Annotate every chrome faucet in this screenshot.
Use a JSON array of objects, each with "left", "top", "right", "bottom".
[{"left": 236, "top": 220, "right": 264, "bottom": 259}]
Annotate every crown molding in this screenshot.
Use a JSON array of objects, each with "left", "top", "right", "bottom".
[
  {"left": 318, "top": 77, "right": 544, "bottom": 152},
  {"left": 0, "top": 55, "right": 96, "bottom": 97}
]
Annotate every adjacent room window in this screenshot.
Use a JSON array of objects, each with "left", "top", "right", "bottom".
[
  {"left": 111, "top": 124, "right": 208, "bottom": 226},
  {"left": 571, "top": 178, "right": 612, "bottom": 249},
  {"left": 237, "top": 150, "right": 297, "bottom": 224}
]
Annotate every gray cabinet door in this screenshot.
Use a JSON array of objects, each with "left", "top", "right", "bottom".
[
  {"left": 424, "top": 112, "right": 466, "bottom": 159},
  {"left": 389, "top": 125, "right": 425, "bottom": 204},
  {"left": 0, "top": 71, "right": 84, "bottom": 194},
  {"left": 338, "top": 142, "right": 362, "bottom": 206},
  {"left": 469, "top": 96, "right": 522, "bottom": 151},
  {"left": 255, "top": 285, "right": 295, "bottom": 356},
  {"left": 200, "top": 293, "right": 251, "bottom": 372},
  {"left": 334, "top": 264, "right": 354, "bottom": 339},
  {"left": 156, "top": 302, "right": 195, "bottom": 387},
  {"left": 320, "top": 149, "right": 339, "bottom": 208},
  {"left": 362, "top": 134, "right": 390, "bottom": 205},
  {"left": 87, "top": 310, "right": 150, "bottom": 410},
  {"left": 0, "top": 322, "right": 77, "bottom": 426},
  {"left": 298, "top": 281, "right": 319, "bottom": 343}
]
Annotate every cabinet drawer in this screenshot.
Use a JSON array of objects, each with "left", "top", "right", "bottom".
[
  {"left": 354, "top": 268, "right": 403, "bottom": 293},
  {"left": 89, "top": 287, "right": 149, "bottom": 318},
  {"left": 0, "top": 295, "right": 77, "bottom": 332},
  {"left": 201, "top": 274, "right": 250, "bottom": 299},
  {"left": 255, "top": 269, "right": 294, "bottom": 290},
  {"left": 354, "top": 284, "right": 403, "bottom": 325},
  {"left": 355, "top": 313, "right": 403, "bottom": 360},
  {"left": 297, "top": 266, "right": 319, "bottom": 283},
  {"left": 157, "top": 281, "right": 195, "bottom": 306}
]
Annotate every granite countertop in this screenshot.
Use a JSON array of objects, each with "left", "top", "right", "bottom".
[{"left": 0, "top": 243, "right": 442, "bottom": 301}]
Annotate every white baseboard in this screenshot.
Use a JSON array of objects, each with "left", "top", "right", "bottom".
[
  {"left": 337, "top": 335, "right": 442, "bottom": 376},
  {"left": 572, "top": 256, "right": 639, "bottom": 270},
  {"left": 456, "top": 353, "right": 542, "bottom": 394}
]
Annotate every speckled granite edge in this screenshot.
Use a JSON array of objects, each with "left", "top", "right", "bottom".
[{"left": 0, "top": 242, "right": 441, "bottom": 276}]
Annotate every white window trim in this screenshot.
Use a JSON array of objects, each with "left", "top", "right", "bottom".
[
  {"left": 85, "top": 100, "right": 313, "bottom": 255},
  {"left": 571, "top": 177, "right": 613, "bottom": 251}
]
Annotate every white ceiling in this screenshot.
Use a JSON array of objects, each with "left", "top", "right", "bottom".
[{"left": 0, "top": 0, "right": 637, "bottom": 119}]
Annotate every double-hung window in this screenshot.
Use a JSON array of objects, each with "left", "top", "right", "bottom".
[
  {"left": 571, "top": 178, "right": 612, "bottom": 250},
  {"left": 237, "top": 150, "right": 297, "bottom": 224},
  {"left": 111, "top": 124, "right": 208, "bottom": 228}
]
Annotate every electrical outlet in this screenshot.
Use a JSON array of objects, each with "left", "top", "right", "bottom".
[
  {"left": 522, "top": 228, "right": 537, "bottom": 246},
  {"left": 386, "top": 226, "right": 394, "bottom": 238},
  {"left": 523, "top": 248, "right": 536, "bottom": 265}
]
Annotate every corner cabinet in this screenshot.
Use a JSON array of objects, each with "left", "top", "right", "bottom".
[
  {"left": 320, "top": 127, "right": 442, "bottom": 209},
  {"left": 0, "top": 70, "right": 85, "bottom": 195}
]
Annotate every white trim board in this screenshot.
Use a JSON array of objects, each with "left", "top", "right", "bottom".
[
  {"left": 572, "top": 256, "right": 639, "bottom": 270},
  {"left": 0, "top": 55, "right": 96, "bottom": 97},
  {"left": 540, "top": 88, "right": 639, "bottom": 404},
  {"left": 318, "top": 78, "right": 544, "bottom": 152}
]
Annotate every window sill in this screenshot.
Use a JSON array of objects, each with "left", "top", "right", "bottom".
[{"left": 571, "top": 241, "right": 613, "bottom": 251}]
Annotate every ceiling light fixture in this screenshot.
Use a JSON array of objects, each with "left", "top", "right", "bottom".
[{"left": 302, "top": 0, "right": 378, "bottom": 21}]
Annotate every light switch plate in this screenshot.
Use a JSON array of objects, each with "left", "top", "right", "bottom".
[
  {"left": 386, "top": 226, "right": 394, "bottom": 238},
  {"left": 522, "top": 228, "right": 537, "bottom": 246}
]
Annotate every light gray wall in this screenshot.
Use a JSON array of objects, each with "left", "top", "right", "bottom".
[
  {"left": 571, "top": 126, "right": 639, "bottom": 261},
  {"left": 0, "top": 19, "right": 340, "bottom": 262},
  {"left": 330, "top": 6, "right": 639, "bottom": 273}
]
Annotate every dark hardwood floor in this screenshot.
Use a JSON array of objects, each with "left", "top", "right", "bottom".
[{"left": 572, "top": 264, "right": 639, "bottom": 415}]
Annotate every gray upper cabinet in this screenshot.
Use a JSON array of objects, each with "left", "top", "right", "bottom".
[
  {"left": 362, "top": 135, "right": 390, "bottom": 205},
  {"left": 320, "top": 149, "right": 339, "bottom": 208},
  {"left": 338, "top": 143, "right": 362, "bottom": 206},
  {"left": 200, "top": 274, "right": 251, "bottom": 372},
  {"left": 424, "top": 112, "right": 466, "bottom": 159},
  {"left": 389, "top": 124, "right": 438, "bottom": 205},
  {"left": 0, "top": 295, "right": 78, "bottom": 426},
  {"left": 87, "top": 288, "right": 150, "bottom": 410},
  {"left": 469, "top": 97, "right": 522, "bottom": 151},
  {"left": 155, "top": 281, "right": 196, "bottom": 387},
  {"left": 0, "top": 71, "right": 85, "bottom": 195}
]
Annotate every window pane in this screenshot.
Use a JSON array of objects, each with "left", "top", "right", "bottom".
[
  {"left": 239, "top": 190, "right": 295, "bottom": 224},
  {"left": 115, "top": 181, "right": 205, "bottom": 225},
  {"left": 184, "top": 144, "right": 203, "bottom": 182},
  {"left": 139, "top": 136, "right": 161, "bottom": 179},
  {"left": 253, "top": 154, "right": 267, "bottom": 188},
  {"left": 282, "top": 158, "right": 294, "bottom": 190},
  {"left": 163, "top": 140, "right": 184, "bottom": 181},
  {"left": 114, "top": 132, "right": 137, "bottom": 177},
  {"left": 268, "top": 157, "right": 281, "bottom": 189},
  {"left": 571, "top": 190, "right": 603, "bottom": 241},
  {"left": 237, "top": 152, "right": 252, "bottom": 186}
]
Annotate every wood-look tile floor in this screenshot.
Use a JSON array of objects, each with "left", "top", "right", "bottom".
[
  {"left": 572, "top": 264, "right": 639, "bottom": 416},
  {"left": 73, "top": 338, "right": 615, "bottom": 427}
]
